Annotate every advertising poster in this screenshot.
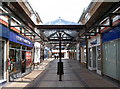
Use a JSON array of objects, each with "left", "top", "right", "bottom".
[{"left": 26, "top": 52, "right": 32, "bottom": 68}]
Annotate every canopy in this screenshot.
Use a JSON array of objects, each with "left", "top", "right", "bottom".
[{"left": 42, "top": 18, "right": 81, "bottom": 49}]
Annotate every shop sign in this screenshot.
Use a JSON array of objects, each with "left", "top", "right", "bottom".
[
  {"left": 90, "top": 39, "right": 97, "bottom": 45},
  {"left": 102, "top": 25, "right": 120, "bottom": 43},
  {"left": 26, "top": 52, "right": 32, "bottom": 59},
  {"left": 16, "top": 36, "right": 31, "bottom": 45},
  {"left": 10, "top": 31, "right": 33, "bottom": 47}
]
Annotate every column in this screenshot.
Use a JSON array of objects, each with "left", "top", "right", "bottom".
[{"left": 6, "top": 40, "right": 9, "bottom": 82}]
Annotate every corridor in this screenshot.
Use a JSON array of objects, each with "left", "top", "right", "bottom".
[
  {"left": 2, "top": 58, "right": 119, "bottom": 88},
  {"left": 26, "top": 59, "right": 85, "bottom": 87},
  {"left": 0, "top": 1, "right": 120, "bottom": 88}
]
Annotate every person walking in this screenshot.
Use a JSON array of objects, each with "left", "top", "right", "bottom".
[
  {"left": 54, "top": 53, "right": 57, "bottom": 59},
  {"left": 56, "top": 53, "right": 59, "bottom": 59}
]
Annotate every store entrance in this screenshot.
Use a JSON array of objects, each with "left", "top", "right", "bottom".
[
  {"left": 88, "top": 47, "right": 96, "bottom": 70},
  {"left": 96, "top": 46, "right": 101, "bottom": 74}
]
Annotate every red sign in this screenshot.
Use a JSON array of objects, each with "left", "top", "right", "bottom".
[{"left": 26, "top": 52, "right": 32, "bottom": 67}]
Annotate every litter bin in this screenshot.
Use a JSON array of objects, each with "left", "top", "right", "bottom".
[{"left": 57, "top": 62, "right": 64, "bottom": 75}]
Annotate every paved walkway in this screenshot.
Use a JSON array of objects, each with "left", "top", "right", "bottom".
[{"left": 2, "top": 58, "right": 120, "bottom": 88}]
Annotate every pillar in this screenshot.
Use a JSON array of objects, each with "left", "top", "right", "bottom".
[{"left": 6, "top": 40, "right": 9, "bottom": 82}]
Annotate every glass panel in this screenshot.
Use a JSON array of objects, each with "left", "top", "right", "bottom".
[
  {"left": 83, "top": 48, "right": 86, "bottom": 63},
  {"left": 103, "top": 41, "right": 117, "bottom": 79},
  {"left": 97, "top": 46, "right": 101, "bottom": 70},
  {"left": 9, "top": 49, "right": 15, "bottom": 72},
  {"left": 92, "top": 47, "right": 96, "bottom": 68},
  {"left": 9, "top": 48, "right": 21, "bottom": 72},
  {"left": 15, "top": 49, "right": 21, "bottom": 71},
  {"left": 0, "top": 40, "right": 4, "bottom": 80},
  {"left": 117, "top": 39, "right": 120, "bottom": 81},
  {"left": 88, "top": 48, "right": 92, "bottom": 67}
]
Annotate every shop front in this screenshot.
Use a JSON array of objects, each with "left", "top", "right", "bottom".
[
  {"left": 88, "top": 35, "right": 102, "bottom": 75},
  {"left": 102, "top": 25, "right": 120, "bottom": 81},
  {"left": 9, "top": 31, "right": 33, "bottom": 80},
  {"left": 0, "top": 25, "right": 9, "bottom": 84}
]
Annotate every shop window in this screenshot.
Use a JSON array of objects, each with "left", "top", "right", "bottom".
[
  {"left": 9, "top": 48, "right": 21, "bottom": 73},
  {"left": 88, "top": 48, "right": 92, "bottom": 67},
  {"left": 85, "top": 13, "right": 90, "bottom": 22}
]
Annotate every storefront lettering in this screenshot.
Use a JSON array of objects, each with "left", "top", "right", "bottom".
[
  {"left": 16, "top": 36, "right": 31, "bottom": 45},
  {"left": 90, "top": 39, "right": 97, "bottom": 45}
]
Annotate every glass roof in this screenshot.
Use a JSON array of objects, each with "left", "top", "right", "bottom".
[
  {"left": 43, "top": 18, "right": 80, "bottom": 41},
  {"left": 45, "top": 17, "right": 80, "bottom": 25}
]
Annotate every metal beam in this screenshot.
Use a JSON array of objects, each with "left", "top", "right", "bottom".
[
  {"left": 2, "top": 2, "right": 45, "bottom": 41},
  {"left": 49, "top": 37, "right": 71, "bottom": 39},
  {"left": 49, "top": 41, "right": 73, "bottom": 44},
  {"left": 48, "top": 39, "right": 73, "bottom": 41},
  {"left": 0, "top": 13, "right": 12, "bottom": 16},
  {"left": 24, "top": 34, "right": 36, "bottom": 36},
  {"left": 79, "top": 2, "right": 120, "bottom": 39},
  {"left": 10, "top": 25, "right": 24, "bottom": 27},
  {"left": 36, "top": 25, "right": 85, "bottom": 29},
  {"left": 63, "top": 31, "right": 74, "bottom": 38},
  {"left": 85, "top": 2, "right": 119, "bottom": 30},
  {"left": 110, "top": 13, "right": 120, "bottom": 15},
  {"left": 47, "top": 31, "right": 58, "bottom": 38}
]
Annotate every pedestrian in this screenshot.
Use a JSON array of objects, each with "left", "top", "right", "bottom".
[
  {"left": 56, "top": 53, "right": 59, "bottom": 59},
  {"left": 54, "top": 54, "right": 56, "bottom": 59}
]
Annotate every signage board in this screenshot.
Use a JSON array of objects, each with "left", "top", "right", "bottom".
[{"left": 9, "top": 31, "right": 33, "bottom": 47}]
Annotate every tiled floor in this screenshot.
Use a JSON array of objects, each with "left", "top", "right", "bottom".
[
  {"left": 25, "top": 59, "right": 85, "bottom": 87},
  {"left": 2, "top": 58, "right": 120, "bottom": 88},
  {"left": 25, "top": 59, "right": 119, "bottom": 88}
]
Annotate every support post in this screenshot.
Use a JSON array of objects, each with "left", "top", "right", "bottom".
[
  {"left": 7, "top": 16, "right": 11, "bottom": 82},
  {"left": 59, "top": 33, "right": 61, "bottom": 63},
  {"left": 85, "top": 37, "right": 88, "bottom": 69},
  {"left": 57, "top": 32, "right": 64, "bottom": 81},
  {"left": 6, "top": 40, "right": 10, "bottom": 82}
]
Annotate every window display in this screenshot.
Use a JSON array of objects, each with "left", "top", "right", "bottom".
[
  {"left": 9, "top": 48, "right": 21, "bottom": 72},
  {"left": 9, "top": 44, "right": 32, "bottom": 74},
  {"left": 88, "top": 48, "right": 92, "bottom": 67}
]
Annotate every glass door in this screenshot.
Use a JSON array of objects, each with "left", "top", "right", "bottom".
[
  {"left": 96, "top": 46, "right": 101, "bottom": 74},
  {"left": 88, "top": 48, "right": 92, "bottom": 67},
  {"left": 92, "top": 47, "right": 96, "bottom": 70},
  {"left": 88, "top": 47, "right": 97, "bottom": 70}
]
